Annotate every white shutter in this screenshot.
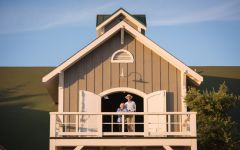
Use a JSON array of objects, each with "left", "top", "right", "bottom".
[
  {"left": 144, "top": 90, "right": 166, "bottom": 137},
  {"left": 79, "top": 90, "right": 102, "bottom": 136}
]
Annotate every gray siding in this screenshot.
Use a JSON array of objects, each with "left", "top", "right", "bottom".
[{"left": 63, "top": 30, "right": 182, "bottom": 112}]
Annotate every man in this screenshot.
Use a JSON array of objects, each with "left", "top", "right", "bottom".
[
  {"left": 124, "top": 94, "right": 136, "bottom": 132},
  {"left": 116, "top": 103, "right": 128, "bottom": 132}
]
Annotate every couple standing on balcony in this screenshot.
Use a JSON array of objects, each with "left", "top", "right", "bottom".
[{"left": 116, "top": 94, "right": 136, "bottom": 132}]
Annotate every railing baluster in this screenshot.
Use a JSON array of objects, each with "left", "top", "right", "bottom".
[
  {"left": 122, "top": 114, "right": 124, "bottom": 133},
  {"left": 168, "top": 114, "right": 171, "bottom": 133},
  {"left": 111, "top": 115, "right": 113, "bottom": 132},
  {"left": 50, "top": 112, "right": 196, "bottom": 137},
  {"left": 76, "top": 114, "right": 79, "bottom": 133}
]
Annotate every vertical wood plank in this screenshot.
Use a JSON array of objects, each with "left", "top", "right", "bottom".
[
  {"left": 135, "top": 40, "right": 144, "bottom": 92},
  {"left": 143, "top": 45, "right": 152, "bottom": 94},
  {"left": 86, "top": 53, "right": 95, "bottom": 93},
  {"left": 160, "top": 58, "right": 169, "bottom": 91},
  {"left": 102, "top": 36, "right": 112, "bottom": 91},
  {"left": 78, "top": 58, "right": 87, "bottom": 91},
  {"left": 111, "top": 33, "right": 121, "bottom": 88},
  {"left": 94, "top": 46, "right": 103, "bottom": 94},
  {"left": 152, "top": 52, "right": 160, "bottom": 92},
  {"left": 64, "top": 70, "right": 70, "bottom": 112},
  {"left": 69, "top": 65, "right": 78, "bottom": 112},
  {"left": 127, "top": 34, "right": 136, "bottom": 89},
  {"left": 169, "top": 64, "right": 177, "bottom": 112},
  {"left": 120, "top": 31, "right": 128, "bottom": 87},
  {"left": 177, "top": 69, "right": 182, "bottom": 112}
]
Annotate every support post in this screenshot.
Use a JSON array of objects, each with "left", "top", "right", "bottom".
[
  {"left": 121, "top": 27, "right": 124, "bottom": 45},
  {"left": 191, "top": 139, "right": 197, "bottom": 150},
  {"left": 50, "top": 113, "right": 56, "bottom": 137},
  {"left": 58, "top": 71, "right": 64, "bottom": 113},
  {"left": 190, "top": 114, "right": 197, "bottom": 137},
  {"left": 49, "top": 139, "right": 56, "bottom": 150},
  {"left": 144, "top": 115, "right": 148, "bottom": 137}
]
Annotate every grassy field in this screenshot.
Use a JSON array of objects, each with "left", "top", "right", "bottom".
[
  {"left": 0, "top": 66, "right": 239, "bottom": 150},
  {"left": 0, "top": 67, "right": 57, "bottom": 150}
]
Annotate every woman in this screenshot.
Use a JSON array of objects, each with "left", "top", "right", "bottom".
[{"left": 116, "top": 103, "right": 128, "bottom": 132}]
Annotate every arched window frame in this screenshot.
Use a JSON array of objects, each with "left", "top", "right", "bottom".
[{"left": 111, "top": 49, "right": 134, "bottom": 63}]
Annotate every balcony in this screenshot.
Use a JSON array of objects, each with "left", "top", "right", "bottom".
[{"left": 50, "top": 112, "right": 196, "bottom": 138}]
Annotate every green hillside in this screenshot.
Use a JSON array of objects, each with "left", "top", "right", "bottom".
[
  {"left": 0, "top": 66, "right": 239, "bottom": 150},
  {"left": 0, "top": 67, "right": 57, "bottom": 150}
]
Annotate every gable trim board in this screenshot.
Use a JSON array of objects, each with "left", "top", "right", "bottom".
[
  {"left": 96, "top": 8, "right": 146, "bottom": 32},
  {"left": 42, "top": 21, "right": 203, "bottom": 85}
]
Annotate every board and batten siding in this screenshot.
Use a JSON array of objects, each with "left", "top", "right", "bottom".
[{"left": 63, "top": 31, "right": 182, "bottom": 112}]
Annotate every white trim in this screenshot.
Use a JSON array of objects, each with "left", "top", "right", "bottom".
[
  {"left": 181, "top": 72, "right": 187, "bottom": 112},
  {"left": 111, "top": 49, "right": 134, "bottom": 63},
  {"left": 42, "top": 21, "right": 203, "bottom": 85},
  {"left": 121, "top": 28, "right": 124, "bottom": 44},
  {"left": 50, "top": 138, "right": 196, "bottom": 147},
  {"left": 96, "top": 9, "right": 146, "bottom": 32},
  {"left": 58, "top": 71, "right": 64, "bottom": 112},
  {"left": 99, "top": 87, "right": 147, "bottom": 98},
  {"left": 74, "top": 146, "right": 84, "bottom": 150},
  {"left": 163, "top": 146, "right": 173, "bottom": 150}
]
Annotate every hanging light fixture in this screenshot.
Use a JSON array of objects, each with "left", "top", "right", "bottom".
[{"left": 104, "top": 95, "right": 109, "bottom": 99}]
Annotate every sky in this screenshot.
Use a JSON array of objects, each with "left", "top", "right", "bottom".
[{"left": 0, "top": 0, "right": 240, "bottom": 66}]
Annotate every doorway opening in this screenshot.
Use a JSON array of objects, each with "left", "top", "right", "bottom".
[{"left": 101, "top": 91, "right": 144, "bottom": 134}]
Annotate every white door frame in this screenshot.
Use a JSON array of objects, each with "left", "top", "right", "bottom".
[{"left": 99, "top": 87, "right": 147, "bottom": 112}]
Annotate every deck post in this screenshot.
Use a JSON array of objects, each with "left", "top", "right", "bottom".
[
  {"left": 49, "top": 139, "right": 56, "bottom": 150},
  {"left": 50, "top": 113, "right": 56, "bottom": 137},
  {"left": 190, "top": 114, "right": 196, "bottom": 137},
  {"left": 191, "top": 139, "right": 197, "bottom": 150},
  {"left": 144, "top": 115, "right": 148, "bottom": 137},
  {"left": 98, "top": 114, "right": 103, "bottom": 137}
]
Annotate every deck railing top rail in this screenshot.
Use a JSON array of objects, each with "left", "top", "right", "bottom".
[
  {"left": 50, "top": 112, "right": 196, "bottom": 138},
  {"left": 50, "top": 112, "right": 197, "bottom": 115}
]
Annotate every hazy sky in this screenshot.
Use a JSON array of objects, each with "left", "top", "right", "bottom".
[{"left": 0, "top": 0, "right": 240, "bottom": 66}]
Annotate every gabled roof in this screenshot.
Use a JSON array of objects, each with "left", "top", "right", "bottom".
[
  {"left": 42, "top": 21, "right": 203, "bottom": 85},
  {"left": 96, "top": 8, "right": 147, "bottom": 31},
  {"left": 96, "top": 8, "right": 147, "bottom": 27}
]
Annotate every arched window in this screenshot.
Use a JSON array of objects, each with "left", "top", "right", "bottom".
[{"left": 111, "top": 49, "right": 134, "bottom": 63}]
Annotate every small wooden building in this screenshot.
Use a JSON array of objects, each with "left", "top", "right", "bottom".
[{"left": 43, "top": 8, "right": 203, "bottom": 150}]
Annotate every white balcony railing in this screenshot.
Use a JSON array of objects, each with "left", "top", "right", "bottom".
[{"left": 50, "top": 112, "right": 196, "bottom": 138}]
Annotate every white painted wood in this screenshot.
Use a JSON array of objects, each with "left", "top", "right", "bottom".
[
  {"left": 58, "top": 71, "right": 64, "bottom": 112},
  {"left": 79, "top": 90, "right": 101, "bottom": 136},
  {"left": 74, "top": 146, "right": 84, "bottom": 150},
  {"left": 49, "top": 139, "right": 56, "bottom": 150},
  {"left": 42, "top": 21, "right": 203, "bottom": 85},
  {"left": 163, "top": 145, "right": 173, "bottom": 150},
  {"left": 111, "top": 49, "right": 134, "bottom": 63},
  {"left": 190, "top": 114, "right": 197, "bottom": 137},
  {"left": 121, "top": 28, "right": 124, "bottom": 45},
  {"left": 53, "top": 138, "right": 194, "bottom": 147},
  {"left": 144, "top": 91, "right": 167, "bottom": 137},
  {"left": 96, "top": 9, "right": 146, "bottom": 31},
  {"left": 191, "top": 139, "right": 197, "bottom": 150},
  {"left": 181, "top": 72, "right": 187, "bottom": 112},
  {"left": 99, "top": 87, "right": 147, "bottom": 97},
  {"left": 50, "top": 112, "right": 197, "bottom": 115},
  {"left": 50, "top": 114, "right": 56, "bottom": 137}
]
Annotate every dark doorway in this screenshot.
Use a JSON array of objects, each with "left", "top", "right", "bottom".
[{"left": 101, "top": 92, "right": 144, "bottom": 133}]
